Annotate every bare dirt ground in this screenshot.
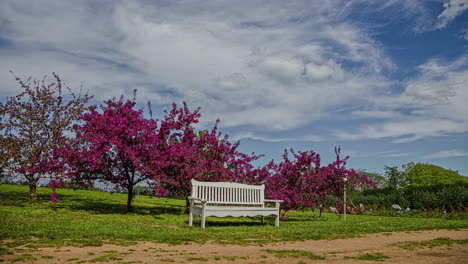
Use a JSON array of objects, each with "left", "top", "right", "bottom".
[{"left": 3, "top": 229, "right": 467, "bottom": 263}]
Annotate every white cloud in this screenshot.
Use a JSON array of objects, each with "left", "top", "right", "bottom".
[
  {"left": 436, "top": 0, "right": 468, "bottom": 29},
  {"left": 351, "top": 110, "right": 402, "bottom": 119},
  {"left": 305, "top": 60, "right": 343, "bottom": 81},
  {"left": 4, "top": 0, "right": 456, "bottom": 140},
  {"left": 216, "top": 73, "right": 249, "bottom": 92},
  {"left": 346, "top": 0, "right": 466, "bottom": 33},
  {"left": 424, "top": 149, "right": 467, "bottom": 159},
  {"left": 337, "top": 55, "right": 468, "bottom": 142},
  {"left": 322, "top": 24, "right": 394, "bottom": 73},
  {"left": 383, "top": 152, "right": 410, "bottom": 158},
  {"left": 233, "top": 132, "right": 323, "bottom": 143},
  {"left": 107, "top": 1, "right": 392, "bottom": 131},
  {"left": 336, "top": 118, "right": 468, "bottom": 143},
  {"left": 403, "top": 56, "right": 468, "bottom": 120},
  {"left": 0, "top": 51, "right": 141, "bottom": 101},
  {"left": 255, "top": 55, "right": 304, "bottom": 84}
]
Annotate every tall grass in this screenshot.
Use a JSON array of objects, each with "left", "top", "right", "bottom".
[{"left": 1, "top": 184, "right": 467, "bottom": 247}]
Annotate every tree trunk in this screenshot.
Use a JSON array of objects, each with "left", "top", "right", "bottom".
[
  {"left": 185, "top": 197, "right": 190, "bottom": 214},
  {"left": 29, "top": 179, "right": 38, "bottom": 201},
  {"left": 126, "top": 184, "right": 134, "bottom": 212}
]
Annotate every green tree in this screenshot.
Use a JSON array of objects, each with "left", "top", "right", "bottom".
[
  {"left": 384, "top": 165, "right": 407, "bottom": 189},
  {"left": 405, "top": 163, "right": 467, "bottom": 186},
  {"left": 359, "top": 170, "right": 386, "bottom": 189}
]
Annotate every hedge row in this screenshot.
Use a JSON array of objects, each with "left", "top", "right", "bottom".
[{"left": 348, "top": 183, "right": 468, "bottom": 211}]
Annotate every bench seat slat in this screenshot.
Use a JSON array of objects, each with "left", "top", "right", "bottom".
[{"left": 192, "top": 206, "right": 277, "bottom": 211}]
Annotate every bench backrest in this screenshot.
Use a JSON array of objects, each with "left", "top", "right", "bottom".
[{"left": 191, "top": 179, "right": 265, "bottom": 205}]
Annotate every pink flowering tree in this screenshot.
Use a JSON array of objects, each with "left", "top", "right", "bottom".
[
  {"left": 48, "top": 179, "right": 61, "bottom": 203},
  {"left": 265, "top": 147, "right": 375, "bottom": 217},
  {"left": 151, "top": 104, "right": 264, "bottom": 201},
  {"left": 62, "top": 98, "right": 263, "bottom": 212},
  {"left": 61, "top": 98, "right": 160, "bottom": 212},
  {"left": 265, "top": 149, "right": 321, "bottom": 214},
  {"left": 0, "top": 72, "right": 91, "bottom": 201}
]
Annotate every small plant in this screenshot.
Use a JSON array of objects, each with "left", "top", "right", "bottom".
[
  {"left": 393, "top": 241, "right": 420, "bottom": 250},
  {"left": 186, "top": 257, "right": 209, "bottom": 261},
  {"left": 152, "top": 248, "right": 178, "bottom": 253},
  {"left": 328, "top": 251, "right": 344, "bottom": 254},
  {"left": 393, "top": 237, "right": 468, "bottom": 250},
  {"left": 0, "top": 247, "right": 13, "bottom": 256},
  {"left": 220, "top": 256, "right": 248, "bottom": 260},
  {"left": 356, "top": 252, "right": 389, "bottom": 261},
  {"left": 262, "top": 249, "right": 325, "bottom": 260},
  {"left": 89, "top": 254, "right": 123, "bottom": 262},
  {"left": 11, "top": 254, "right": 37, "bottom": 262}
]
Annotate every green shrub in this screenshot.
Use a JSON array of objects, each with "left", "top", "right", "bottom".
[
  {"left": 348, "top": 183, "right": 467, "bottom": 212},
  {"left": 404, "top": 184, "right": 468, "bottom": 210}
]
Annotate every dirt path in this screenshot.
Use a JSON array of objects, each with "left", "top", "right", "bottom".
[{"left": 3, "top": 229, "right": 468, "bottom": 263}]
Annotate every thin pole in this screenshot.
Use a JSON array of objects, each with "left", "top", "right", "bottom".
[{"left": 344, "top": 177, "right": 347, "bottom": 221}]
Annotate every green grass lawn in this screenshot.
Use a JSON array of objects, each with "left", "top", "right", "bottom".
[{"left": 1, "top": 184, "right": 467, "bottom": 248}]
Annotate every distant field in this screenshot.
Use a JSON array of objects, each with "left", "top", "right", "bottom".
[{"left": 1, "top": 184, "right": 467, "bottom": 248}]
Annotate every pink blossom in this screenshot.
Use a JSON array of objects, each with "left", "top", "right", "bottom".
[{"left": 50, "top": 193, "right": 59, "bottom": 203}]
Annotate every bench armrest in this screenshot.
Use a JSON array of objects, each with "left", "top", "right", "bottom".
[
  {"left": 188, "top": 196, "right": 207, "bottom": 203},
  {"left": 264, "top": 199, "right": 283, "bottom": 203}
]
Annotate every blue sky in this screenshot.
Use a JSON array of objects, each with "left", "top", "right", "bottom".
[{"left": 1, "top": 0, "right": 467, "bottom": 175}]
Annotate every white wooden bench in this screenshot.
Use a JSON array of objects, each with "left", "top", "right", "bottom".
[{"left": 188, "top": 179, "right": 283, "bottom": 228}]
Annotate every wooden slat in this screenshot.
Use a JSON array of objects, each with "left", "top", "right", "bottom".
[{"left": 190, "top": 180, "right": 266, "bottom": 205}]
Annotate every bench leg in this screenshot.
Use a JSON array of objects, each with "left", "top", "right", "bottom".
[
  {"left": 189, "top": 211, "right": 193, "bottom": 226},
  {"left": 201, "top": 216, "right": 206, "bottom": 228},
  {"left": 275, "top": 202, "right": 280, "bottom": 227},
  {"left": 201, "top": 206, "right": 206, "bottom": 228}
]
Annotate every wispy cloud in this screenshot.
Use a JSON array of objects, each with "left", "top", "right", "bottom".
[
  {"left": 0, "top": 0, "right": 467, "bottom": 148},
  {"left": 335, "top": 119, "right": 467, "bottom": 143},
  {"left": 0, "top": 0, "right": 392, "bottom": 134},
  {"left": 424, "top": 149, "right": 467, "bottom": 159},
  {"left": 232, "top": 132, "right": 323, "bottom": 143},
  {"left": 336, "top": 55, "right": 468, "bottom": 143},
  {"left": 381, "top": 151, "right": 411, "bottom": 158},
  {"left": 435, "top": 0, "right": 468, "bottom": 29},
  {"left": 352, "top": 0, "right": 467, "bottom": 33}
]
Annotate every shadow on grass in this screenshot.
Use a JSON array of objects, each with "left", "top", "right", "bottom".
[
  {"left": 189, "top": 220, "right": 267, "bottom": 227},
  {"left": 186, "top": 215, "right": 286, "bottom": 227},
  {"left": 58, "top": 194, "right": 186, "bottom": 215},
  {"left": 0, "top": 191, "right": 51, "bottom": 206},
  {"left": 284, "top": 216, "right": 332, "bottom": 222},
  {"left": 0, "top": 189, "right": 185, "bottom": 216},
  {"left": 197, "top": 216, "right": 329, "bottom": 227}
]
